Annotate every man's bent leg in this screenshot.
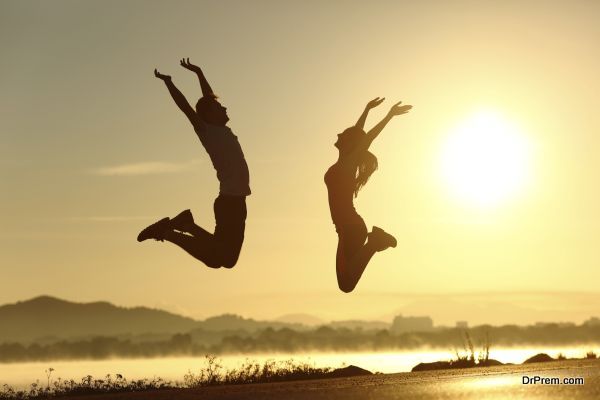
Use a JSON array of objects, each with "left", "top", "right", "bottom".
[
  {"left": 163, "top": 230, "right": 224, "bottom": 269},
  {"left": 213, "top": 195, "right": 247, "bottom": 269}
]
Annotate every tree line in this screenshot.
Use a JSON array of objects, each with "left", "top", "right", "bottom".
[{"left": 1, "top": 324, "right": 599, "bottom": 362}]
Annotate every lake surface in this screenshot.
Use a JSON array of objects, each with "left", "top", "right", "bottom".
[{"left": 1, "top": 346, "right": 597, "bottom": 390}]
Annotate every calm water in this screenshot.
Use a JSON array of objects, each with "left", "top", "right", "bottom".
[{"left": 1, "top": 346, "right": 597, "bottom": 390}]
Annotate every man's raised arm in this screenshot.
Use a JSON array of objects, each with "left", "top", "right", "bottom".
[
  {"left": 154, "top": 68, "right": 205, "bottom": 131},
  {"left": 180, "top": 58, "right": 214, "bottom": 97}
]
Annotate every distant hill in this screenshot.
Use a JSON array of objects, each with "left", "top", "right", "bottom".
[
  {"left": 0, "top": 296, "right": 310, "bottom": 344},
  {"left": 0, "top": 296, "right": 396, "bottom": 345},
  {"left": 276, "top": 313, "right": 325, "bottom": 326},
  {"left": 196, "top": 314, "right": 307, "bottom": 333},
  {"left": 0, "top": 296, "right": 199, "bottom": 343},
  {"left": 329, "top": 320, "right": 390, "bottom": 330}
]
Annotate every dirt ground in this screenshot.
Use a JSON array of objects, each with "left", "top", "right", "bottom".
[{"left": 59, "top": 358, "right": 600, "bottom": 400}]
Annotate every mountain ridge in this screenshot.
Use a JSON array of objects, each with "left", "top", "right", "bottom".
[
  {"left": 0, "top": 295, "right": 200, "bottom": 343},
  {"left": 0, "top": 296, "right": 329, "bottom": 343}
]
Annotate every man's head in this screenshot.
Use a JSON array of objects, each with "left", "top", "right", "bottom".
[{"left": 196, "top": 95, "right": 229, "bottom": 125}]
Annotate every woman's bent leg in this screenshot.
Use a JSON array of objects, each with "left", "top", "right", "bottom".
[{"left": 335, "top": 222, "right": 377, "bottom": 293}]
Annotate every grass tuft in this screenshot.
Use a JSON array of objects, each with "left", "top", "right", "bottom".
[{"left": 0, "top": 356, "right": 333, "bottom": 399}]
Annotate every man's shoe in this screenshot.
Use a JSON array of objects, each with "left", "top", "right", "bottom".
[
  {"left": 137, "top": 217, "right": 170, "bottom": 242},
  {"left": 170, "top": 209, "right": 194, "bottom": 232}
]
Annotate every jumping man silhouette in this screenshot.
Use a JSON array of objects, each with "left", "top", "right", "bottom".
[{"left": 138, "top": 59, "right": 250, "bottom": 269}]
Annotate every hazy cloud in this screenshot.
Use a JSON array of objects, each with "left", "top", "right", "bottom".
[
  {"left": 68, "top": 216, "right": 154, "bottom": 222},
  {"left": 92, "top": 159, "right": 202, "bottom": 176}
]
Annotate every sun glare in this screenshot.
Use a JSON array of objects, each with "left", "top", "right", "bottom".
[{"left": 440, "top": 110, "right": 531, "bottom": 208}]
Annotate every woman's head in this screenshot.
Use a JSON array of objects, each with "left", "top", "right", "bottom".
[
  {"left": 335, "top": 126, "right": 378, "bottom": 197},
  {"left": 335, "top": 126, "right": 365, "bottom": 153}
]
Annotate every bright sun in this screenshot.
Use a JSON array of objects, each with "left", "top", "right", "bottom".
[{"left": 440, "top": 109, "right": 531, "bottom": 208}]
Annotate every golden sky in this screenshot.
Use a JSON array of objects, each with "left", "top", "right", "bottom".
[{"left": 1, "top": 0, "right": 600, "bottom": 325}]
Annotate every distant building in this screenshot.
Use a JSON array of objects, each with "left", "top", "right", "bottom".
[
  {"left": 391, "top": 315, "right": 434, "bottom": 333},
  {"left": 456, "top": 321, "right": 468, "bottom": 329},
  {"left": 583, "top": 317, "right": 600, "bottom": 327},
  {"left": 534, "top": 322, "right": 576, "bottom": 328}
]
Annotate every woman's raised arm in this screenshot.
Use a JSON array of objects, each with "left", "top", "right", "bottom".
[
  {"left": 362, "top": 101, "right": 412, "bottom": 149},
  {"left": 355, "top": 97, "right": 385, "bottom": 129}
]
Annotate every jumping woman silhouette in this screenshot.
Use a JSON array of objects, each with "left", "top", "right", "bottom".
[
  {"left": 137, "top": 59, "right": 250, "bottom": 269},
  {"left": 325, "top": 98, "right": 412, "bottom": 292}
]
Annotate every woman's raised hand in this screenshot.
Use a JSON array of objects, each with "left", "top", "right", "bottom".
[
  {"left": 388, "top": 101, "right": 412, "bottom": 117},
  {"left": 366, "top": 97, "right": 385, "bottom": 109}
]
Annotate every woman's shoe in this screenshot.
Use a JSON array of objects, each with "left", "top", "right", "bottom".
[{"left": 368, "top": 226, "right": 397, "bottom": 251}]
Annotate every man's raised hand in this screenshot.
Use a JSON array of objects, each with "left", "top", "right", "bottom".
[
  {"left": 180, "top": 58, "right": 201, "bottom": 73},
  {"left": 154, "top": 69, "right": 171, "bottom": 81},
  {"left": 181, "top": 58, "right": 214, "bottom": 97}
]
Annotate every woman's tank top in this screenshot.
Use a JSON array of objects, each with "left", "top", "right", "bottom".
[{"left": 324, "top": 162, "right": 360, "bottom": 226}]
